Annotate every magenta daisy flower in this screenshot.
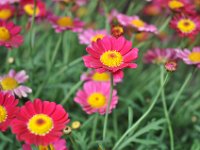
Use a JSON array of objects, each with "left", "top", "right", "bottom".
[
  {"left": 82, "top": 36, "right": 138, "bottom": 78},
  {"left": 0, "top": 21, "right": 23, "bottom": 49},
  {"left": 11, "top": 99, "right": 70, "bottom": 145},
  {"left": 78, "top": 29, "right": 107, "bottom": 45},
  {"left": 22, "top": 139, "right": 68, "bottom": 150},
  {"left": 0, "top": 4, "right": 15, "bottom": 21},
  {"left": 0, "top": 92, "right": 19, "bottom": 132},
  {"left": 0, "top": 69, "right": 32, "bottom": 98},
  {"left": 81, "top": 70, "right": 122, "bottom": 83},
  {"left": 143, "top": 48, "right": 177, "bottom": 64},
  {"left": 74, "top": 81, "right": 118, "bottom": 115},
  {"left": 49, "top": 15, "right": 84, "bottom": 33},
  {"left": 176, "top": 47, "right": 200, "bottom": 68},
  {"left": 170, "top": 15, "right": 200, "bottom": 38},
  {"left": 20, "top": 0, "right": 47, "bottom": 18}
]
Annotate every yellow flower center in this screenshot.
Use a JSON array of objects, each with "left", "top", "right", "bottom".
[
  {"left": 0, "top": 27, "right": 10, "bottom": 41},
  {"left": 0, "top": 105, "right": 7, "bottom": 123},
  {"left": 100, "top": 50, "right": 123, "bottom": 68},
  {"left": 0, "top": 9, "right": 12, "bottom": 20},
  {"left": 131, "top": 19, "right": 145, "bottom": 28},
  {"left": 91, "top": 34, "right": 105, "bottom": 42},
  {"left": 177, "top": 19, "right": 196, "bottom": 33},
  {"left": 38, "top": 145, "right": 55, "bottom": 150},
  {"left": 188, "top": 52, "right": 200, "bottom": 63},
  {"left": 87, "top": 92, "right": 106, "bottom": 108},
  {"left": 92, "top": 72, "right": 110, "bottom": 81},
  {"left": 1, "top": 77, "right": 18, "bottom": 90},
  {"left": 57, "top": 17, "right": 74, "bottom": 27},
  {"left": 168, "top": 0, "right": 184, "bottom": 9},
  {"left": 27, "top": 114, "right": 54, "bottom": 136},
  {"left": 24, "top": 4, "right": 40, "bottom": 16}
]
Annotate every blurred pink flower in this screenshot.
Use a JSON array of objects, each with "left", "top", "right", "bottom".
[
  {"left": 109, "top": 9, "right": 158, "bottom": 33},
  {"left": 0, "top": 69, "right": 32, "bottom": 98},
  {"left": 0, "top": 0, "right": 20, "bottom": 5},
  {"left": 176, "top": 47, "right": 200, "bottom": 68},
  {"left": 143, "top": 48, "right": 177, "bottom": 64},
  {"left": 78, "top": 29, "right": 107, "bottom": 45},
  {"left": 0, "top": 21, "right": 23, "bottom": 49},
  {"left": 81, "top": 70, "right": 122, "bottom": 83},
  {"left": 49, "top": 15, "right": 84, "bottom": 33},
  {"left": 74, "top": 81, "right": 118, "bottom": 115},
  {"left": 22, "top": 139, "right": 68, "bottom": 150},
  {"left": 170, "top": 14, "right": 200, "bottom": 38}
]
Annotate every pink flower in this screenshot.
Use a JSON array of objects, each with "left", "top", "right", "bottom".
[
  {"left": 78, "top": 29, "right": 107, "bottom": 45},
  {"left": 0, "top": 4, "right": 15, "bottom": 21},
  {"left": 143, "top": 48, "right": 177, "bottom": 64},
  {"left": 20, "top": 0, "right": 47, "bottom": 17},
  {"left": 170, "top": 14, "right": 200, "bottom": 38},
  {"left": 82, "top": 36, "right": 138, "bottom": 78},
  {"left": 49, "top": 15, "right": 84, "bottom": 33},
  {"left": 74, "top": 81, "right": 118, "bottom": 115},
  {"left": 11, "top": 99, "right": 70, "bottom": 145},
  {"left": 109, "top": 10, "right": 157, "bottom": 33},
  {"left": 0, "top": 21, "right": 23, "bottom": 49},
  {"left": 22, "top": 139, "right": 68, "bottom": 150},
  {"left": 0, "top": 0, "right": 20, "bottom": 5},
  {"left": 176, "top": 47, "right": 200, "bottom": 68},
  {"left": 0, "top": 92, "right": 19, "bottom": 131},
  {"left": 0, "top": 69, "right": 32, "bottom": 98},
  {"left": 81, "top": 70, "right": 122, "bottom": 83}
]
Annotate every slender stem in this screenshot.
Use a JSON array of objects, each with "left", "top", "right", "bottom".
[
  {"left": 91, "top": 113, "right": 98, "bottom": 141},
  {"left": 160, "top": 66, "right": 174, "bottom": 150},
  {"left": 34, "top": 35, "right": 63, "bottom": 98},
  {"left": 169, "top": 71, "right": 193, "bottom": 113},
  {"left": 113, "top": 73, "right": 169, "bottom": 150},
  {"left": 29, "top": 0, "right": 36, "bottom": 87},
  {"left": 102, "top": 0, "right": 110, "bottom": 33},
  {"left": 60, "top": 80, "right": 83, "bottom": 105},
  {"left": 103, "top": 74, "right": 114, "bottom": 141}
]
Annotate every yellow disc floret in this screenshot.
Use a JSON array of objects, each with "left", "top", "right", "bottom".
[
  {"left": 91, "top": 34, "right": 105, "bottom": 42},
  {"left": 92, "top": 72, "right": 110, "bottom": 81},
  {"left": 0, "top": 105, "right": 7, "bottom": 123},
  {"left": 38, "top": 145, "right": 55, "bottom": 150},
  {"left": 24, "top": 4, "right": 40, "bottom": 16},
  {"left": 57, "top": 17, "right": 74, "bottom": 27},
  {"left": 1, "top": 77, "right": 18, "bottom": 90},
  {"left": 188, "top": 52, "right": 200, "bottom": 63},
  {"left": 27, "top": 114, "right": 54, "bottom": 136},
  {"left": 0, "top": 27, "right": 10, "bottom": 41},
  {"left": 177, "top": 19, "right": 196, "bottom": 33},
  {"left": 168, "top": 0, "right": 184, "bottom": 9},
  {"left": 0, "top": 9, "right": 12, "bottom": 20},
  {"left": 87, "top": 92, "right": 106, "bottom": 108},
  {"left": 100, "top": 50, "right": 123, "bottom": 68},
  {"left": 131, "top": 19, "right": 145, "bottom": 28}
]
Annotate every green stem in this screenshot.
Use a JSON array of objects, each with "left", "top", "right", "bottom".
[
  {"left": 103, "top": 74, "right": 114, "bottom": 141},
  {"left": 169, "top": 71, "right": 193, "bottom": 113},
  {"left": 60, "top": 80, "right": 83, "bottom": 105},
  {"left": 112, "top": 73, "right": 169, "bottom": 150},
  {"left": 34, "top": 35, "right": 63, "bottom": 98},
  {"left": 160, "top": 66, "right": 174, "bottom": 150},
  {"left": 91, "top": 113, "right": 98, "bottom": 141},
  {"left": 102, "top": 0, "right": 110, "bottom": 33}
]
